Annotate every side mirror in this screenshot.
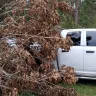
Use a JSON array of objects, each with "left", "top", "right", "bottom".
[{"left": 87, "top": 36, "right": 92, "bottom": 41}]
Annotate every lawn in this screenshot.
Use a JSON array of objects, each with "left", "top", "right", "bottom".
[
  {"left": 19, "top": 79, "right": 96, "bottom": 96},
  {"left": 61, "top": 79, "right": 96, "bottom": 96}
]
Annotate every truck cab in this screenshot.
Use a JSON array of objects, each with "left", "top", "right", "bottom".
[{"left": 57, "top": 29, "right": 96, "bottom": 79}]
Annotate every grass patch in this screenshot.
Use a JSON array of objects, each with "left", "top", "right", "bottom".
[
  {"left": 18, "top": 79, "right": 96, "bottom": 96},
  {"left": 60, "top": 79, "right": 96, "bottom": 96}
]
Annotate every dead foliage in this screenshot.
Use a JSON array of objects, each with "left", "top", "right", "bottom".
[
  {"left": 60, "top": 65, "right": 78, "bottom": 85},
  {"left": 0, "top": 43, "right": 78, "bottom": 95},
  {"left": 0, "top": 0, "right": 77, "bottom": 96}
]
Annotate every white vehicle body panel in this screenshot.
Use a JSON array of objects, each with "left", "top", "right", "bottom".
[
  {"left": 58, "top": 30, "right": 84, "bottom": 72},
  {"left": 58, "top": 47, "right": 83, "bottom": 71},
  {"left": 58, "top": 29, "right": 96, "bottom": 78},
  {"left": 83, "top": 30, "right": 96, "bottom": 77}
]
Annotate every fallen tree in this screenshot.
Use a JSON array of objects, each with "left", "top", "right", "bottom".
[{"left": 0, "top": 0, "right": 78, "bottom": 96}]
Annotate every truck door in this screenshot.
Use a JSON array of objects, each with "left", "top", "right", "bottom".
[
  {"left": 58, "top": 30, "right": 84, "bottom": 75},
  {"left": 84, "top": 31, "right": 96, "bottom": 77}
]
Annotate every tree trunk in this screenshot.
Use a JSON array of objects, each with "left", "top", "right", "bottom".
[{"left": 74, "top": 0, "right": 79, "bottom": 25}]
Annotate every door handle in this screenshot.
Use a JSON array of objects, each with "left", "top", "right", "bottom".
[
  {"left": 62, "top": 49, "right": 69, "bottom": 52},
  {"left": 86, "top": 51, "right": 94, "bottom": 53}
]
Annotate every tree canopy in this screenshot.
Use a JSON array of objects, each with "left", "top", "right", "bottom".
[{"left": 79, "top": 0, "right": 96, "bottom": 27}]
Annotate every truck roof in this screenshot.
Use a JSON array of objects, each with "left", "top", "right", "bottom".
[
  {"left": 61, "top": 28, "right": 96, "bottom": 32},
  {"left": 61, "top": 28, "right": 96, "bottom": 38}
]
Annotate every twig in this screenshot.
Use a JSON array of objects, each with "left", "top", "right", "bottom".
[{"left": 0, "top": 85, "right": 11, "bottom": 89}]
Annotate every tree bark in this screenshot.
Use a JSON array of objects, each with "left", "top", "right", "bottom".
[{"left": 74, "top": 0, "right": 81, "bottom": 25}]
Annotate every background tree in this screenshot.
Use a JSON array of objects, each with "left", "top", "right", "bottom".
[{"left": 79, "top": 0, "right": 96, "bottom": 28}]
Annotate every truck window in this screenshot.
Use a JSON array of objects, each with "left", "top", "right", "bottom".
[
  {"left": 86, "top": 31, "right": 96, "bottom": 46},
  {"left": 67, "top": 31, "right": 81, "bottom": 46}
]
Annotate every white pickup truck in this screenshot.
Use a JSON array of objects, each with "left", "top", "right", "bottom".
[
  {"left": 5, "top": 28, "right": 96, "bottom": 79},
  {"left": 54, "top": 29, "right": 96, "bottom": 79}
]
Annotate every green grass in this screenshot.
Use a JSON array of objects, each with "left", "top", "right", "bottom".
[
  {"left": 19, "top": 79, "right": 96, "bottom": 96},
  {"left": 60, "top": 79, "right": 96, "bottom": 96}
]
